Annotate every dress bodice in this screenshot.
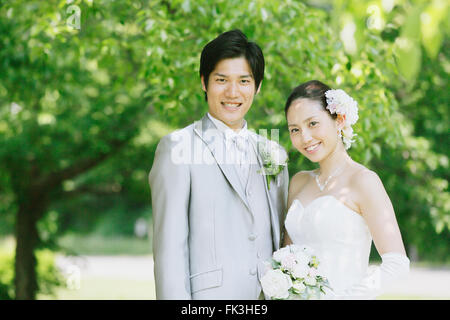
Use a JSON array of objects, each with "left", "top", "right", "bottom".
[{"left": 285, "top": 195, "right": 373, "bottom": 295}]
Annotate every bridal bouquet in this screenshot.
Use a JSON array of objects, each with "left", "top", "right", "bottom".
[{"left": 261, "top": 244, "right": 332, "bottom": 300}]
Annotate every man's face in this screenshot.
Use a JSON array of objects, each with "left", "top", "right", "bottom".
[{"left": 202, "top": 57, "right": 260, "bottom": 130}]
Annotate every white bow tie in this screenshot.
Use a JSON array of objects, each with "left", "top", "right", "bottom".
[{"left": 225, "top": 132, "right": 248, "bottom": 152}]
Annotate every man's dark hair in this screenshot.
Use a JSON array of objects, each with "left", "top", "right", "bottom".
[{"left": 199, "top": 29, "right": 265, "bottom": 101}]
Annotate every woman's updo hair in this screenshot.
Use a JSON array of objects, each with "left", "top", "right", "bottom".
[{"left": 284, "top": 80, "right": 336, "bottom": 120}]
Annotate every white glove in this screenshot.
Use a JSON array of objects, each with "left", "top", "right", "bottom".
[{"left": 333, "top": 252, "right": 410, "bottom": 300}]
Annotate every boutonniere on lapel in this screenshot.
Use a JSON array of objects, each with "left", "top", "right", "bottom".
[{"left": 257, "top": 139, "right": 288, "bottom": 190}]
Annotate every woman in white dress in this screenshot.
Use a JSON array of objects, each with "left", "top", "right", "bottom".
[{"left": 283, "top": 80, "right": 410, "bottom": 299}]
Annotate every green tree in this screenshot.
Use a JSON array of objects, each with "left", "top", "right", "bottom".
[
  {"left": 0, "top": 0, "right": 448, "bottom": 300},
  {"left": 319, "top": 0, "right": 449, "bottom": 260},
  {"left": 0, "top": 0, "right": 152, "bottom": 299},
  {"left": 323, "top": 0, "right": 449, "bottom": 85}
]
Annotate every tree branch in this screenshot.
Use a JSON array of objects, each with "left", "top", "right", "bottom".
[
  {"left": 61, "top": 185, "right": 121, "bottom": 198},
  {"left": 275, "top": 49, "right": 296, "bottom": 69},
  {"left": 32, "top": 137, "right": 132, "bottom": 191}
]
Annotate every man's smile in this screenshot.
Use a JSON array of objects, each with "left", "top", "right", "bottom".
[{"left": 221, "top": 101, "right": 242, "bottom": 111}]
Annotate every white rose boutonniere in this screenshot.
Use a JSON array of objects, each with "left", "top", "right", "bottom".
[{"left": 257, "top": 139, "right": 288, "bottom": 190}]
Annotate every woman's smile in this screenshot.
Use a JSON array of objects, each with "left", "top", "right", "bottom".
[{"left": 304, "top": 142, "right": 322, "bottom": 154}]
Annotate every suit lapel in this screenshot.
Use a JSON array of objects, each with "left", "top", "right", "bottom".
[{"left": 194, "top": 115, "right": 251, "bottom": 211}]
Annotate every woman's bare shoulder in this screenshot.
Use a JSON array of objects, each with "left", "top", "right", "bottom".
[
  {"left": 289, "top": 170, "right": 315, "bottom": 194},
  {"left": 348, "top": 163, "right": 385, "bottom": 201}
]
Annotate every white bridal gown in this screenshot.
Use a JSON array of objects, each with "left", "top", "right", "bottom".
[{"left": 285, "top": 195, "right": 376, "bottom": 299}]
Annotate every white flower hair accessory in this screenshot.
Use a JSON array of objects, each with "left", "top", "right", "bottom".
[{"left": 324, "top": 89, "right": 359, "bottom": 149}]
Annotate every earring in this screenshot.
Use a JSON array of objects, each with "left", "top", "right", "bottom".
[{"left": 338, "top": 130, "right": 342, "bottom": 138}]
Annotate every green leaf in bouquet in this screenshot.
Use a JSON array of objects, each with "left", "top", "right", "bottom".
[
  {"left": 320, "top": 286, "right": 326, "bottom": 294},
  {"left": 287, "top": 290, "right": 304, "bottom": 300},
  {"left": 310, "top": 256, "right": 319, "bottom": 268},
  {"left": 319, "top": 278, "right": 333, "bottom": 294},
  {"left": 271, "top": 259, "right": 281, "bottom": 269}
]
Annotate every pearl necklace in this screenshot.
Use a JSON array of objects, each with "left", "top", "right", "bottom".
[{"left": 315, "top": 165, "right": 346, "bottom": 192}]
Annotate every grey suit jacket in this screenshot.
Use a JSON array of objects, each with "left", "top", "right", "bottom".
[{"left": 149, "top": 114, "right": 289, "bottom": 299}]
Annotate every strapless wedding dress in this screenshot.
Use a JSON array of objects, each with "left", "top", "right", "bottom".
[{"left": 285, "top": 195, "right": 373, "bottom": 298}]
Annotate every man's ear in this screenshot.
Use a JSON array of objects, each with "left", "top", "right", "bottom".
[
  {"left": 255, "top": 81, "right": 262, "bottom": 95},
  {"left": 201, "top": 75, "right": 207, "bottom": 92}
]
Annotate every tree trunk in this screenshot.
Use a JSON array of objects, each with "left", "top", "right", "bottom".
[
  {"left": 14, "top": 197, "right": 45, "bottom": 300},
  {"left": 12, "top": 133, "right": 130, "bottom": 299}
]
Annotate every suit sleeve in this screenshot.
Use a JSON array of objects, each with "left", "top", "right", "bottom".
[{"left": 149, "top": 134, "right": 192, "bottom": 299}]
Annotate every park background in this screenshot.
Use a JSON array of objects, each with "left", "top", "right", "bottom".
[{"left": 0, "top": 0, "right": 448, "bottom": 300}]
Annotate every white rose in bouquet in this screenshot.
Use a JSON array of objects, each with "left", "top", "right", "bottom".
[
  {"left": 260, "top": 269, "right": 292, "bottom": 299},
  {"left": 280, "top": 254, "right": 296, "bottom": 272},
  {"left": 309, "top": 268, "right": 318, "bottom": 277},
  {"left": 272, "top": 246, "right": 291, "bottom": 263},
  {"left": 299, "top": 244, "right": 315, "bottom": 257},
  {"left": 261, "top": 244, "right": 332, "bottom": 300},
  {"left": 292, "top": 262, "right": 309, "bottom": 279},
  {"left": 293, "top": 250, "right": 310, "bottom": 267}
]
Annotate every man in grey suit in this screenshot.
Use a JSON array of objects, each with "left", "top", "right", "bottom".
[{"left": 149, "top": 29, "right": 289, "bottom": 300}]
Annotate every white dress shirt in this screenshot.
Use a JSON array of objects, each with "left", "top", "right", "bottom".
[{"left": 207, "top": 113, "right": 251, "bottom": 187}]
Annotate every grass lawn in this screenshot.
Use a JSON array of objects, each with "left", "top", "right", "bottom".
[
  {"left": 57, "top": 233, "right": 152, "bottom": 256},
  {"left": 1, "top": 235, "right": 448, "bottom": 300},
  {"left": 38, "top": 276, "right": 156, "bottom": 300}
]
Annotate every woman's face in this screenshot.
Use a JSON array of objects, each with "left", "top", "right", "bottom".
[{"left": 287, "top": 98, "right": 343, "bottom": 163}]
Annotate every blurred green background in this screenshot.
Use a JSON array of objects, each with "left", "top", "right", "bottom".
[{"left": 0, "top": 0, "right": 448, "bottom": 299}]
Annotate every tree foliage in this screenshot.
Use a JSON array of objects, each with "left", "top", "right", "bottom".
[{"left": 0, "top": 0, "right": 448, "bottom": 299}]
